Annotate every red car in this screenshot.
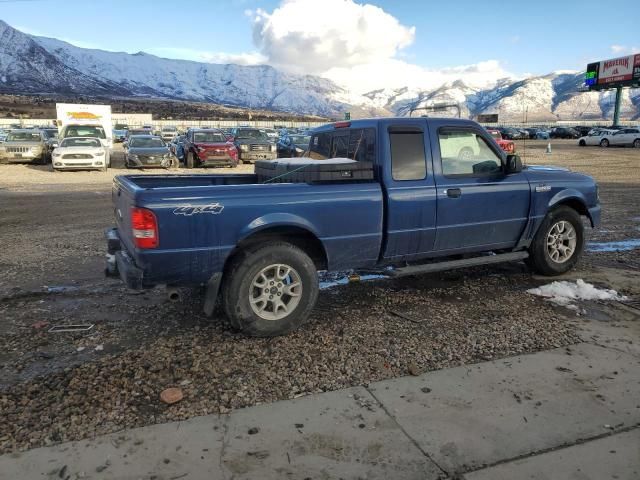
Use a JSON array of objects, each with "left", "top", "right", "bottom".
[
  {"left": 487, "top": 129, "right": 516, "bottom": 154},
  {"left": 183, "top": 128, "right": 239, "bottom": 168}
]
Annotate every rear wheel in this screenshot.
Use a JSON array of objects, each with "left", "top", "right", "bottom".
[
  {"left": 600, "top": 139, "right": 609, "bottom": 147},
  {"left": 527, "top": 206, "right": 584, "bottom": 276},
  {"left": 633, "top": 139, "right": 640, "bottom": 148},
  {"left": 186, "top": 151, "right": 195, "bottom": 169},
  {"left": 222, "top": 242, "right": 319, "bottom": 337},
  {"left": 578, "top": 139, "right": 586, "bottom": 146}
]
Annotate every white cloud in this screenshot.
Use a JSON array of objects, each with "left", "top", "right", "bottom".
[
  {"left": 247, "top": 0, "right": 513, "bottom": 93},
  {"left": 610, "top": 45, "right": 639, "bottom": 55},
  {"left": 148, "top": 47, "right": 266, "bottom": 66},
  {"left": 326, "top": 59, "right": 513, "bottom": 94},
  {"left": 249, "top": 0, "right": 415, "bottom": 74}
]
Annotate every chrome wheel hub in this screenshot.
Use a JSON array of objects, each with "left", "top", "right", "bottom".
[
  {"left": 249, "top": 264, "right": 302, "bottom": 321},
  {"left": 546, "top": 221, "right": 577, "bottom": 264}
]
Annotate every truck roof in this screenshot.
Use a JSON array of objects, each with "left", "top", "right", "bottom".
[{"left": 310, "top": 117, "right": 479, "bottom": 133}]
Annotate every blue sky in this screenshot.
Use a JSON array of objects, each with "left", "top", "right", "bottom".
[{"left": 2, "top": 0, "right": 638, "bottom": 90}]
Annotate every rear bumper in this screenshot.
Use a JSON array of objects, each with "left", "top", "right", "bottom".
[{"left": 105, "top": 228, "right": 144, "bottom": 289}]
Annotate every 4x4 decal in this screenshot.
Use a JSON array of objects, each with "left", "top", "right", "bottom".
[{"left": 173, "top": 203, "right": 224, "bottom": 216}]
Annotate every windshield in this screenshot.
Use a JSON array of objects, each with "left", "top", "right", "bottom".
[
  {"left": 194, "top": 132, "right": 227, "bottom": 143},
  {"left": 61, "top": 138, "right": 101, "bottom": 148},
  {"left": 130, "top": 137, "right": 165, "bottom": 148},
  {"left": 290, "top": 135, "right": 310, "bottom": 145},
  {"left": 236, "top": 129, "right": 267, "bottom": 140},
  {"left": 43, "top": 129, "right": 58, "bottom": 139},
  {"left": 6, "top": 132, "right": 41, "bottom": 142},
  {"left": 63, "top": 126, "right": 106, "bottom": 139}
]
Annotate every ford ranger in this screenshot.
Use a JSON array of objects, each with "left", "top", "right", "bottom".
[{"left": 105, "top": 118, "right": 601, "bottom": 337}]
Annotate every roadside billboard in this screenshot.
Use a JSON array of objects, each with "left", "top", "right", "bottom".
[{"left": 585, "top": 54, "right": 640, "bottom": 90}]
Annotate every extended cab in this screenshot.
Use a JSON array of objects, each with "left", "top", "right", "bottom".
[{"left": 106, "top": 118, "right": 601, "bottom": 336}]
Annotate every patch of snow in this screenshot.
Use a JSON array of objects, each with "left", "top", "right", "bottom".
[
  {"left": 527, "top": 279, "right": 627, "bottom": 308},
  {"left": 1, "top": 75, "right": 6, "bottom": 83},
  {"left": 587, "top": 239, "right": 640, "bottom": 252},
  {"left": 94, "top": 344, "right": 104, "bottom": 351}
]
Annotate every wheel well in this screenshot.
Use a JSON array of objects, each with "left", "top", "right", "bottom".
[
  {"left": 226, "top": 226, "right": 328, "bottom": 271},
  {"left": 553, "top": 198, "right": 588, "bottom": 218}
]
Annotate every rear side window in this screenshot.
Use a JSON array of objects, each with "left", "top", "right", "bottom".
[
  {"left": 389, "top": 128, "right": 426, "bottom": 181},
  {"left": 309, "top": 128, "right": 375, "bottom": 162}
]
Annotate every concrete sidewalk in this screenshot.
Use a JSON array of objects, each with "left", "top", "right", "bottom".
[{"left": 2, "top": 334, "right": 638, "bottom": 480}]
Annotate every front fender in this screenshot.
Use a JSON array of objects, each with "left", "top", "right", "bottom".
[
  {"left": 239, "top": 212, "right": 320, "bottom": 240},
  {"left": 548, "top": 189, "right": 596, "bottom": 227},
  {"left": 548, "top": 188, "right": 587, "bottom": 209}
]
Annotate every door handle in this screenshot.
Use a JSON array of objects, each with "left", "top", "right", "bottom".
[{"left": 446, "top": 188, "right": 462, "bottom": 198}]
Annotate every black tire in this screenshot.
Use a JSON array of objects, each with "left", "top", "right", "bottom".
[
  {"left": 600, "top": 139, "right": 609, "bottom": 147},
  {"left": 221, "top": 242, "right": 319, "bottom": 337},
  {"left": 527, "top": 206, "right": 584, "bottom": 276},
  {"left": 633, "top": 139, "right": 640, "bottom": 148},
  {"left": 186, "top": 151, "right": 195, "bottom": 169},
  {"left": 579, "top": 140, "right": 586, "bottom": 146}
]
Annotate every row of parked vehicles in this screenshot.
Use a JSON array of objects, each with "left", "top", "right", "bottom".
[{"left": 576, "top": 127, "right": 640, "bottom": 148}]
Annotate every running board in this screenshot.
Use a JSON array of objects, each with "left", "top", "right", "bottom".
[{"left": 387, "top": 251, "right": 529, "bottom": 278}]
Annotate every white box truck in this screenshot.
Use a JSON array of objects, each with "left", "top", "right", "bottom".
[{"left": 55, "top": 103, "right": 113, "bottom": 168}]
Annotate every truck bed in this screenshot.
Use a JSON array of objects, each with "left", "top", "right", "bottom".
[{"left": 112, "top": 174, "right": 384, "bottom": 286}]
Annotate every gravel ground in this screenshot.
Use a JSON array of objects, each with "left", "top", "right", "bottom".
[{"left": 0, "top": 140, "right": 639, "bottom": 453}]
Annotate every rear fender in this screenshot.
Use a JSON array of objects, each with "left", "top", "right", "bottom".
[{"left": 239, "top": 213, "right": 321, "bottom": 240}]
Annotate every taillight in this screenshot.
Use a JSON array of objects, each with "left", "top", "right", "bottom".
[
  {"left": 131, "top": 207, "right": 158, "bottom": 249},
  {"left": 334, "top": 121, "right": 351, "bottom": 128},
  {"left": 229, "top": 146, "right": 238, "bottom": 160}
]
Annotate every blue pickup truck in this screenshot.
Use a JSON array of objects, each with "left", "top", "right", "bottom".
[{"left": 105, "top": 118, "right": 600, "bottom": 336}]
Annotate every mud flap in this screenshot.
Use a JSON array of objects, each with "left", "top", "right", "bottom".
[{"left": 203, "top": 273, "right": 223, "bottom": 317}]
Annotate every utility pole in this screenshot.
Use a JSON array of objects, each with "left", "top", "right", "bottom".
[{"left": 612, "top": 86, "right": 622, "bottom": 126}]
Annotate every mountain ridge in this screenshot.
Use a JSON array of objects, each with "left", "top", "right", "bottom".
[{"left": 0, "top": 20, "right": 638, "bottom": 120}]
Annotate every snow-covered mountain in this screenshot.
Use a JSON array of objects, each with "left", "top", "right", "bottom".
[
  {"left": 0, "top": 20, "right": 638, "bottom": 120},
  {"left": 376, "top": 74, "right": 639, "bottom": 121}
]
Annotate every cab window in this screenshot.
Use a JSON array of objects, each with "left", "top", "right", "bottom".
[
  {"left": 438, "top": 129, "right": 502, "bottom": 176},
  {"left": 309, "top": 128, "right": 375, "bottom": 162}
]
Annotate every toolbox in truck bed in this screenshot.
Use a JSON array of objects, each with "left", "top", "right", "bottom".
[{"left": 255, "top": 157, "right": 375, "bottom": 183}]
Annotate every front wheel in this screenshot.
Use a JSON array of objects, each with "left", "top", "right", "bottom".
[
  {"left": 221, "top": 242, "right": 319, "bottom": 337},
  {"left": 527, "top": 206, "right": 584, "bottom": 276},
  {"left": 579, "top": 140, "right": 586, "bottom": 146},
  {"left": 600, "top": 139, "right": 609, "bottom": 148},
  {"left": 633, "top": 139, "right": 640, "bottom": 148},
  {"left": 186, "top": 151, "right": 195, "bottom": 169}
]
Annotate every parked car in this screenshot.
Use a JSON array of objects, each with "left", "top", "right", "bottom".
[
  {"left": 160, "top": 126, "right": 178, "bottom": 143},
  {"left": 105, "top": 117, "right": 600, "bottom": 337},
  {"left": 126, "top": 128, "right": 151, "bottom": 139},
  {"left": 572, "top": 126, "right": 593, "bottom": 138},
  {"left": 113, "top": 128, "right": 128, "bottom": 143},
  {"left": 124, "top": 135, "right": 174, "bottom": 168},
  {"left": 577, "top": 129, "right": 618, "bottom": 147},
  {"left": 262, "top": 128, "right": 279, "bottom": 142},
  {"left": 169, "top": 134, "right": 187, "bottom": 162},
  {"left": 549, "top": 127, "right": 580, "bottom": 139},
  {"left": 497, "top": 127, "right": 523, "bottom": 140},
  {"left": 41, "top": 127, "right": 59, "bottom": 155},
  {"left": 599, "top": 128, "right": 640, "bottom": 148},
  {"left": 277, "top": 134, "right": 311, "bottom": 157},
  {"left": 534, "top": 129, "right": 550, "bottom": 140},
  {"left": 183, "top": 128, "right": 239, "bottom": 168},
  {"left": 59, "top": 124, "right": 112, "bottom": 167},
  {"left": 486, "top": 129, "right": 516, "bottom": 153},
  {"left": 0, "top": 129, "right": 48, "bottom": 164},
  {"left": 51, "top": 137, "right": 108, "bottom": 171},
  {"left": 231, "top": 127, "right": 277, "bottom": 163}
]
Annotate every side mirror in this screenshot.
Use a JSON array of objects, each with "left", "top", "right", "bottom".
[{"left": 506, "top": 154, "right": 523, "bottom": 174}]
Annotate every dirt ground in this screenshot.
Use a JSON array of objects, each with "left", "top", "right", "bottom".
[{"left": 0, "top": 140, "right": 639, "bottom": 453}]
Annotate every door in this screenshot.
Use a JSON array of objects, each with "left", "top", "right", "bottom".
[
  {"left": 382, "top": 121, "right": 437, "bottom": 260},
  {"left": 429, "top": 121, "right": 530, "bottom": 253}
]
